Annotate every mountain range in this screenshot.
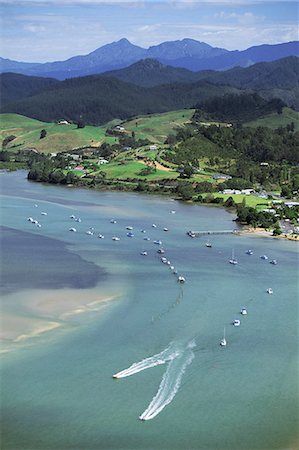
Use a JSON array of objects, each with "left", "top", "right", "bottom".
[
  {"left": 1, "top": 56, "right": 298, "bottom": 125},
  {"left": 1, "top": 38, "right": 298, "bottom": 80}
]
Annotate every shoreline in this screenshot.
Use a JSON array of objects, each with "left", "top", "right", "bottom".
[{"left": 238, "top": 226, "right": 299, "bottom": 241}]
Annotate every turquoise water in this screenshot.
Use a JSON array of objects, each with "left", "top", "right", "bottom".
[{"left": 1, "top": 171, "right": 298, "bottom": 449}]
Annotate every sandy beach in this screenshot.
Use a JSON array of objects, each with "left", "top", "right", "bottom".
[{"left": 238, "top": 226, "right": 299, "bottom": 241}]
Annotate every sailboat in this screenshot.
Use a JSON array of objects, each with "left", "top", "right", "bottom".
[
  {"left": 229, "top": 249, "right": 238, "bottom": 265},
  {"left": 220, "top": 328, "right": 227, "bottom": 347}
]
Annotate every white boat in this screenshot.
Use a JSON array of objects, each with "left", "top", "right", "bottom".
[
  {"left": 70, "top": 214, "right": 76, "bottom": 219},
  {"left": 140, "top": 251, "right": 147, "bottom": 256},
  {"left": 98, "top": 234, "right": 104, "bottom": 239},
  {"left": 163, "top": 227, "right": 169, "bottom": 232},
  {"left": 206, "top": 240, "right": 212, "bottom": 248},
  {"left": 36, "top": 223, "right": 41, "bottom": 228},
  {"left": 161, "top": 257, "right": 168, "bottom": 264},
  {"left": 229, "top": 249, "right": 238, "bottom": 265},
  {"left": 177, "top": 276, "right": 186, "bottom": 283},
  {"left": 143, "top": 237, "right": 150, "bottom": 241},
  {"left": 270, "top": 259, "right": 277, "bottom": 265},
  {"left": 233, "top": 319, "right": 241, "bottom": 327},
  {"left": 141, "top": 229, "right": 146, "bottom": 233},
  {"left": 152, "top": 224, "right": 157, "bottom": 228},
  {"left": 41, "top": 212, "right": 47, "bottom": 216},
  {"left": 27, "top": 217, "right": 34, "bottom": 222},
  {"left": 69, "top": 227, "right": 77, "bottom": 232},
  {"left": 86, "top": 230, "right": 93, "bottom": 235},
  {"left": 246, "top": 249, "right": 253, "bottom": 255},
  {"left": 260, "top": 255, "right": 268, "bottom": 260},
  {"left": 110, "top": 219, "right": 117, "bottom": 224},
  {"left": 157, "top": 248, "right": 165, "bottom": 254},
  {"left": 170, "top": 265, "right": 175, "bottom": 270},
  {"left": 154, "top": 240, "right": 162, "bottom": 245},
  {"left": 126, "top": 226, "right": 133, "bottom": 230},
  {"left": 267, "top": 288, "right": 273, "bottom": 294},
  {"left": 126, "top": 232, "right": 134, "bottom": 237},
  {"left": 220, "top": 328, "right": 227, "bottom": 347},
  {"left": 76, "top": 218, "right": 81, "bottom": 222},
  {"left": 171, "top": 210, "right": 176, "bottom": 214},
  {"left": 112, "top": 236, "right": 120, "bottom": 241},
  {"left": 241, "top": 308, "right": 247, "bottom": 315}
]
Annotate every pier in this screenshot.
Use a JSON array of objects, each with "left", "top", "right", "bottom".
[{"left": 187, "top": 230, "right": 239, "bottom": 237}]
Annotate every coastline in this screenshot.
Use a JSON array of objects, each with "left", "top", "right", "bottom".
[{"left": 238, "top": 226, "right": 299, "bottom": 241}]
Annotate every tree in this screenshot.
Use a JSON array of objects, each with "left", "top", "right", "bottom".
[
  {"left": 0, "top": 151, "right": 10, "bottom": 162},
  {"left": 40, "top": 129, "right": 47, "bottom": 139},
  {"left": 224, "top": 196, "right": 235, "bottom": 207},
  {"left": 2, "top": 135, "right": 16, "bottom": 148},
  {"left": 176, "top": 181, "right": 194, "bottom": 200},
  {"left": 281, "top": 185, "right": 292, "bottom": 198},
  {"left": 77, "top": 118, "right": 85, "bottom": 129},
  {"left": 272, "top": 224, "right": 282, "bottom": 236}
]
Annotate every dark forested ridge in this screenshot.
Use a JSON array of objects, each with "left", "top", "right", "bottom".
[
  {"left": 0, "top": 76, "right": 241, "bottom": 124},
  {"left": 0, "top": 72, "right": 58, "bottom": 105},
  {"left": 1, "top": 56, "right": 298, "bottom": 124}
]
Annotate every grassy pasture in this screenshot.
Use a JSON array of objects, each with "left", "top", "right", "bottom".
[
  {"left": 245, "top": 107, "right": 299, "bottom": 131},
  {"left": 123, "top": 109, "right": 195, "bottom": 143},
  {"left": 0, "top": 113, "right": 115, "bottom": 153}
]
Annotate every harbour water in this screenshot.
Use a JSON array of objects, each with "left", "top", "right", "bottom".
[{"left": 0, "top": 171, "right": 298, "bottom": 449}]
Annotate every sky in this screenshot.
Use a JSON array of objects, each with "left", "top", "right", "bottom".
[{"left": 0, "top": 0, "right": 298, "bottom": 62}]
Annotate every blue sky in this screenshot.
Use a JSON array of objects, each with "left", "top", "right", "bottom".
[{"left": 0, "top": 1, "right": 298, "bottom": 62}]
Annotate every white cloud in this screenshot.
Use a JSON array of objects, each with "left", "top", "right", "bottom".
[{"left": 23, "top": 23, "right": 46, "bottom": 32}]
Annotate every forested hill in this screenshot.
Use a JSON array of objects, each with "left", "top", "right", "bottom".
[
  {"left": 1, "top": 56, "right": 298, "bottom": 124},
  {"left": 0, "top": 72, "right": 58, "bottom": 106},
  {"left": 0, "top": 76, "right": 241, "bottom": 125}
]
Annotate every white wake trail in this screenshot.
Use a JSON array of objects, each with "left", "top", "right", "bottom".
[
  {"left": 139, "top": 340, "right": 195, "bottom": 421},
  {"left": 113, "top": 344, "right": 179, "bottom": 379}
]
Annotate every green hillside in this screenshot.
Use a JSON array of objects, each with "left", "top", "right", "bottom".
[
  {"left": 245, "top": 107, "right": 299, "bottom": 131},
  {"left": 122, "top": 109, "right": 195, "bottom": 143},
  {"left": 0, "top": 114, "right": 115, "bottom": 153}
]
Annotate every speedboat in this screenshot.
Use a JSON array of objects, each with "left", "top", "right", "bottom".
[
  {"left": 241, "top": 308, "right": 247, "bottom": 315},
  {"left": 76, "top": 218, "right": 81, "bottom": 222},
  {"left": 86, "top": 230, "right": 93, "bottom": 235},
  {"left": 246, "top": 249, "right": 253, "bottom": 255},
  {"left": 206, "top": 240, "right": 212, "bottom": 248},
  {"left": 171, "top": 210, "right": 176, "bottom": 214},
  {"left": 27, "top": 217, "right": 34, "bottom": 222},
  {"left": 110, "top": 219, "right": 117, "bottom": 224},
  {"left": 140, "top": 251, "right": 148, "bottom": 256},
  {"left": 69, "top": 227, "right": 77, "bottom": 232},
  {"left": 260, "top": 255, "right": 268, "bottom": 260},
  {"left": 144, "top": 237, "right": 150, "bottom": 241},
  {"left": 229, "top": 250, "right": 238, "bottom": 265},
  {"left": 161, "top": 257, "right": 168, "bottom": 264},
  {"left": 267, "top": 288, "right": 273, "bottom": 294},
  {"left": 270, "top": 259, "right": 277, "bottom": 265},
  {"left": 163, "top": 227, "right": 169, "bottom": 232},
  {"left": 233, "top": 319, "right": 241, "bottom": 327},
  {"left": 127, "top": 232, "right": 134, "bottom": 237},
  {"left": 220, "top": 328, "right": 227, "bottom": 347},
  {"left": 177, "top": 276, "right": 186, "bottom": 283},
  {"left": 141, "top": 229, "right": 146, "bottom": 233},
  {"left": 126, "top": 226, "right": 133, "bottom": 230},
  {"left": 152, "top": 224, "right": 157, "bottom": 228},
  {"left": 70, "top": 214, "right": 76, "bottom": 219},
  {"left": 36, "top": 223, "right": 41, "bottom": 228},
  {"left": 154, "top": 240, "right": 162, "bottom": 245},
  {"left": 170, "top": 265, "right": 175, "bottom": 270},
  {"left": 98, "top": 234, "right": 104, "bottom": 239},
  {"left": 41, "top": 212, "right": 47, "bottom": 216},
  {"left": 157, "top": 248, "right": 165, "bottom": 254},
  {"left": 112, "top": 236, "right": 120, "bottom": 241}
]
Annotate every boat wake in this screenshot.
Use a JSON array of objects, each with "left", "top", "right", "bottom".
[
  {"left": 112, "top": 343, "right": 180, "bottom": 379},
  {"left": 139, "top": 340, "right": 196, "bottom": 421}
]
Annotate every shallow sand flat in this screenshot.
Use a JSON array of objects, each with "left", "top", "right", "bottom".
[{"left": 0, "top": 286, "right": 118, "bottom": 349}]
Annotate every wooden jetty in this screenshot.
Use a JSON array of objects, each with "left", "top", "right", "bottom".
[{"left": 187, "top": 230, "right": 239, "bottom": 237}]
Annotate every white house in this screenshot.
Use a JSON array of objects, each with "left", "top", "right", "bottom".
[
  {"left": 98, "top": 159, "right": 109, "bottom": 165},
  {"left": 149, "top": 145, "right": 158, "bottom": 151},
  {"left": 57, "top": 120, "right": 69, "bottom": 125}
]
